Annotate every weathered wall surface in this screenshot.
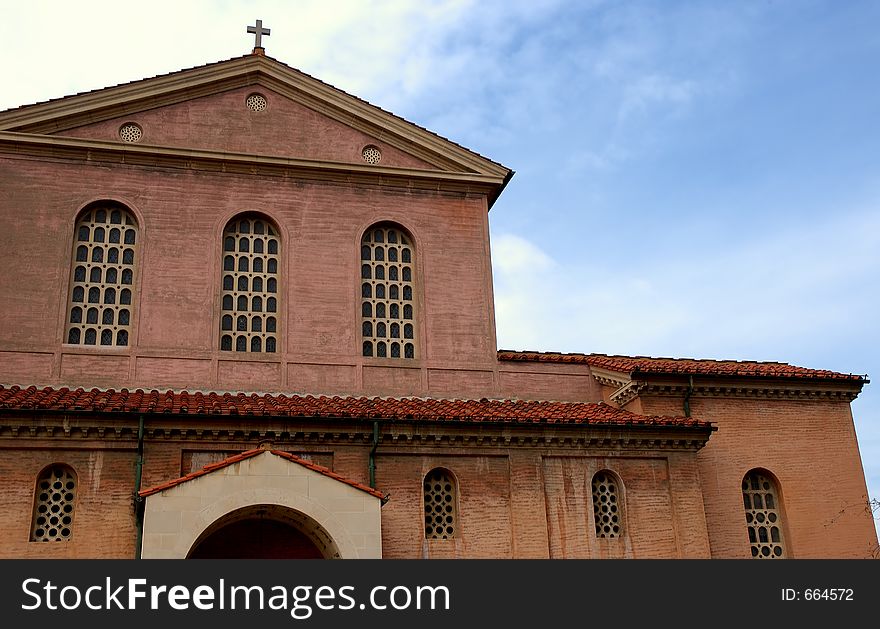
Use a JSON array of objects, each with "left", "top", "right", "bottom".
[{"left": 641, "top": 393, "right": 877, "bottom": 558}]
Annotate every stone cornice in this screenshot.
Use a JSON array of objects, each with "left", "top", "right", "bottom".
[
  {"left": 0, "top": 131, "right": 505, "bottom": 197},
  {"left": 591, "top": 369, "right": 647, "bottom": 406},
  {"left": 0, "top": 415, "right": 712, "bottom": 452},
  {"left": 640, "top": 382, "right": 861, "bottom": 402},
  {"left": 609, "top": 381, "right": 647, "bottom": 407},
  {"left": 593, "top": 366, "right": 863, "bottom": 404},
  {"left": 590, "top": 372, "right": 628, "bottom": 390}
]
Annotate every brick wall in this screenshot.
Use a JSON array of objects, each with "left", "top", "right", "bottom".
[
  {"left": 0, "top": 154, "right": 511, "bottom": 397},
  {"left": 0, "top": 444, "right": 138, "bottom": 558},
  {"left": 0, "top": 432, "right": 711, "bottom": 559},
  {"left": 640, "top": 393, "right": 878, "bottom": 558}
]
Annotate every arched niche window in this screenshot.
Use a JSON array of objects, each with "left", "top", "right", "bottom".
[
  {"left": 742, "top": 469, "right": 786, "bottom": 558},
  {"left": 592, "top": 470, "right": 624, "bottom": 539},
  {"left": 66, "top": 203, "right": 138, "bottom": 347},
  {"left": 30, "top": 465, "right": 77, "bottom": 542},
  {"left": 424, "top": 468, "right": 457, "bottom": 540},
  {"left": 361, "top": 223, "right": 417, "bottom": 359},
  {"left": 219, "top": 214, "right": 280, "bottom": 353}
]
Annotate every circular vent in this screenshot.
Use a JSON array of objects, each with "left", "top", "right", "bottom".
[
  {"left": 118, "top": 123, "right": 143, "bottom": 143},
  {"left": 362, "top": 145, "right": 382, "bottom": 164},
  {"left": 246, "top": 93, "right": 268, "bottom": 112}
]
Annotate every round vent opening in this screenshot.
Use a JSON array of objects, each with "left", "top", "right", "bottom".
[
  {"left": 246, "top": 93, "right": 268, "bottom": 112},
  {"left": 362, "top": 145, "right": 382, "bottom": 165},
  {"left": 119, "top": 123, "right": 143, "bottom": 143}
]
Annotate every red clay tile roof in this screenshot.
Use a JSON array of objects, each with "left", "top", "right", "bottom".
[
  {"left": 0, "top": 384, "right": 710, "bottom": 429},
  {"left": 138, "top": 448, "right": 385, "bottom": 500},
  {"left": 498, "top": 350, "right": 868, "bottom": 382}
]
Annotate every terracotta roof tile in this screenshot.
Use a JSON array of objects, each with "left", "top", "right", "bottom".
[
  {"left": 138, "top": 448, "right": 385, "bottom": 500},
  {"left": 0, "top": 384, "right": 710, "bottom": 429},
  {"left": 498, "top": 350, "right": 867, "bottom": 382},
  {"left": 269, "top": 450, "right": 384, "bottom": 499}
]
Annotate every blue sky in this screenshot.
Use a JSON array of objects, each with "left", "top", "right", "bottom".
[{"left": 1, "top": 0, "right": 877, "bottom": 538}]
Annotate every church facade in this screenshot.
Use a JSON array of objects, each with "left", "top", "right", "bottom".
[{"left": 0, "top": 45, "right": 875, "bottom": 559}]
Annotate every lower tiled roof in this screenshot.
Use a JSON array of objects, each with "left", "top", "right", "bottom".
[
  {"left": 0, "top": 384, "right": 710, "bottom": 429},
  {"left": 138, "top": 448, "right": 385, "bottom": 500},
  {"left": 498, "top": 351, "right": 867, "bottom": 382}
]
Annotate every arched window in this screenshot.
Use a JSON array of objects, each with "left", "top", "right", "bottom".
[
  {"left": 424, "top": 468, "right": 457, "bottom": 539},
  {"left": 361, "top": 224, "right": 416, "bottom": 359},
  {"left": 592, "top": 470, "right": 624, "bottom": 538},
  {"left": 742, "top": 470, "right": 786, "bottom": 558},
  {"left": 219, "top": 215, "right": 279, "bottom": 353},
  {"left": 30, "top": 465, "right": 77, "bottom": 542},
  {"left": 66, "top": 204, "right": 138, "bottom": 347}
]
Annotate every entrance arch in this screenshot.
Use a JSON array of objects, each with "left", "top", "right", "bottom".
[
  {"left": 187, "top": 504, "right": 338, "bottom": 559},
  {"left": 139, "top": 449, "right": 383, "bottom": 558}
]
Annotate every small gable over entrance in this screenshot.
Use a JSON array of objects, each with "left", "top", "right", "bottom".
[{"left": 139, "top": 448, "right": 384, "bottom": 559}]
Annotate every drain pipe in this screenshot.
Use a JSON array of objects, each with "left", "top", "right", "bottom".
[
  {"left": 369, "top": 421, "right": 380, "bottom": 489},
  {"left": 134, "top": 414, "right": 145, "bottom": 559},
  {"left": 683, "top": 376, "right": 694, "bottom": 418}
]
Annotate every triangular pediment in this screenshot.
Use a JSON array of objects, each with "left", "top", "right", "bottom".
[
  {"left": 139, "top": 448, "right": 384, "bottom": 559},
  {"left": 139, "top": 447, "right": 385, "bottom": 500},
  {"left": 0, "top": 54, "right": 510, "bottom": 184}
]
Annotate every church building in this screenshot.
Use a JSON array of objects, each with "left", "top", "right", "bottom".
[{"left": 0, "top": 27, "right": 875, "bottom": 559}]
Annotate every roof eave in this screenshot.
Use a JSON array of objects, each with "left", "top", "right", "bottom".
[{"left": 629, "top": 370, "right": 868, "bottom": 387}]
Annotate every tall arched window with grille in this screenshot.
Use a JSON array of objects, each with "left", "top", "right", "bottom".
[
  {"left": 66, "top": 203, "right": 139, "bottom": 347},
  {"left": 592, "top": 470, "right": 624, "bottom": 539},
  {"left": 361, "top": 223, "right": 416, "bottom": 359},
  {"left": 742, "top": 469, "right": 786, "bottom": 558},
  {"left": 219, "top": 214, "right": 280, "bottom": 353},
  {"left": 30, "top": 465, "right": 77, "bottom": 542},
  {"left": 424, "top": 468, "right": 457, "bottom": 539}
]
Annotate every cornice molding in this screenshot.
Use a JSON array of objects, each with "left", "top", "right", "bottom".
[
  {"left": 610, "top": 381, "right": 647, "bottom": 407},
  {"left": 590, "top": 373, "right": 628, "bottom": 389},
  {"left": 591, "top": 369, "right": 647, "bottom": 406},
  {"left": 0, "top": 131, "right": 505, "bottom": 197},
  {"left": 593, "top": 365, "right": 863, "bottom": 403},
  {"left": 640, "top": 383, "right": 861, "bottom": 402},
  {"left": 0, "top": 417, "right": 712, "bottom": 452}
]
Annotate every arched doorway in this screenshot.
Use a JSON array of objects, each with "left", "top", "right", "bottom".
[
  {"left": 187, "top": 504, "right": 340, "bottom": 559},
  {"left": 140, "top": 449, "right": 383, "bottom": 558}
]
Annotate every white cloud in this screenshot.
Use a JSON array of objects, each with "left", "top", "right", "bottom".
[
  {"left": 492, "top": 233, "right": 555, "bottom": 275},
  {"left": 618, "top": 74, "right": 698, "bottom": 121},
  {"left": 0, "top": 0, "right": 475, "bottom": 112},
  {"left": 491, "top": 203, "right": 880, "bottom": 359}
]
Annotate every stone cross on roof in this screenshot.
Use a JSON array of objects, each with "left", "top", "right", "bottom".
[{"left": 247, "top": 19, "right": 270, "bottom": 53}]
